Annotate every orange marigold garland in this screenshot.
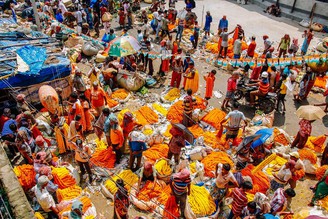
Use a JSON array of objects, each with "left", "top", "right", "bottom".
[
  {"left": 298, "top": 148, "right": 317, "bottom": 164},
  {"left": 52, "top": 167, "right": 76, "bottom": 189},
  {"left": 143, "top": 144, "right": 169, "bottom": 164},
  {"left": 201, "top": 152, "right": 234, "bottom": 177},
  {"left": 316, "top": 165, "right": 328, "bottom": 180},
  {"left": 13, "top": 164, "right": 36, "bottom": 191},
  {"left": 241, "top": 165, "right": 270, "bottom": 194}
]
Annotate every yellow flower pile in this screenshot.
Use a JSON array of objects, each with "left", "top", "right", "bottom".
[
  {"left": 155, "top": 159, "right": 172, "bottom": 176},
  {"left": 205, "top": 42, "right": 219, "bottom": 53},
  {"left": 95, "top": 138, "right": 107, "bottom": 151},
  {"left": 112, "top": 89, "right": 129, "bottom": 100},
  {"left": 104, "top": 170, "right": 138, "bottom": 194},
  {"left": 13, "top": 164, "right": 36, "bottom": 191},
  {"left": 143, "top": 128, "right": 153, "bottom": 135},
  {"left": 164, "top": 88, "right": 181, "bottom": 101},
  {"left": 262, "top": 155, "right": 287, "bottom": 176},
  {"left": 35, "top": 212, "right": 45, "bottom": 219},
  {"left": 117, "top": 108, "right": 131, "bottom": 124},
  {"left": 188, "top": 184, "right": 216, "bottom": 217},
  {"left": 319, "top": 195, "right": 328, "bottom": 211},
  {"left": 56, "top": 185, "right": 82, "bottom": 202},
  {"left": 152, "top": 103, "right": 168, "bottom": 116},
  {"left": 52, "top": 167, "right": 76, "bottom": 189}
]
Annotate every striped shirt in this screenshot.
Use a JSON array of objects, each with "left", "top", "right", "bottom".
[
  {"left": 171, "top": 176, "right": 191, "bottom": 196},
  {"left": 231, "top": 188, "right": 248, "bottom": 216}
]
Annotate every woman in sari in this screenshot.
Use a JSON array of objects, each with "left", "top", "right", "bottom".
[
  {"left": 184, "top": 62, "right": 199, "bottom": 94},
  {"left": 114, "top": 179, "right": 129, "bottom": 219},
  {"left": 301, "top": 29, "right": 314, "bottom": 55},
  {"left": 310, "top": 170, "right": 328, "bottom": 206}
]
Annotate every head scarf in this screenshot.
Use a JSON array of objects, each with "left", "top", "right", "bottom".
[
  {"left": 37, "top": 175, "right": 49, "bottom": 188},
  {"left": 34, "top": 151, "right": 47, "bottom": 163},
  {"left": 144, "top": 161, "right": 153, "bottom": 172},
  {"left": 35, "top": 135, "right": 45, "bottom": 146},
  {"left": 16, "top": 94, "right": 26, "bottom": 102},
  {"left": 39, "top": 166, "right": 51, "bottom": 176},
  {"left": 123, "top": 112, "right": 134, "bottom": 127},
  {"left": 174, "top": 168, "right": 190, "bottom": 180},
  {"left": 70, "top": 200, "right": 83, "bottom": 219}
]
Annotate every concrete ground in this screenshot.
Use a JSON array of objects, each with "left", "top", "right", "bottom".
[{"left": 85, "top": 0, "right": 328, "bottom": 218}]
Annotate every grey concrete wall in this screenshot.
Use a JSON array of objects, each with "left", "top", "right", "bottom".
[
  {"left": 0, "top": 145, "right": 35, "bottom": 219},
  {"left": 252, "top": 0, "right": 328, "bottom": 26}
]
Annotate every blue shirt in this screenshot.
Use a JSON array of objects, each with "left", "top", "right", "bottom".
[
  {"left": 108, "top": 33, "right": 116, "bottom": 42},
  {"left": 129, "top": 141, "right": 147, "bottom": 157},
  {"left": 55, "top": 13, "right": 63, "bottom": 23},
  {"left": 183, "top": 58, "right": 194, "bottom": 72},
  {"left": 103, "top": 115, "right": 111, "bottom": 133},
  {"left": 205, "top": 15, "right": 212, "bottom": 28},
  {"left": 219, "top": 18, "right": 228, "bottom": 29},
  {"left": 283, "top": 67, "right": 290, "bottom": 76},
  {"left": 1, "top": 119, "right": 17, "bottom": 136}
]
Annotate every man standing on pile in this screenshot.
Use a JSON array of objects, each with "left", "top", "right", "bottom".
[{"left": 183, "top": 89, "right": 195, "bottom": 127}]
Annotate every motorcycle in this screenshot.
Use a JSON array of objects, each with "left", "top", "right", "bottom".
[{"left": 233, "top": 73, "right": 276, "bottom": 114}]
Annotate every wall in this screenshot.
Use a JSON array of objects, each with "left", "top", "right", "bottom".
[
  {"left": 252, "top": 0, "right": 328, "bottom": 26},
  {"left": 0, "top": 145, "right": 34, "bottom": 219}
]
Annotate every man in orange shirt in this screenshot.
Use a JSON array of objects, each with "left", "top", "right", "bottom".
[
  {"left": 73, "top": 139, "right": 93, "bottom": 184},
  {"left": 247, "top": 36, "right": 256, "bottom": 58},
  {"left": 90, "top": 81, "right": 107, "bottom": 116},
  {"left": 109, "top": 114, "right": 124, "bottom": 164}
]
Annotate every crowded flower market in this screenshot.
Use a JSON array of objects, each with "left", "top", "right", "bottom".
[{"left": 0, "top": 0, "right": 328, "bottom": 218}]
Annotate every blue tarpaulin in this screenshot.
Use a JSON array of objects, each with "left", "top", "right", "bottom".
[
  {"left": 0, "top": 57, "right": 71, "bottom": 89},
  {"left": 16, "top": 45, "right": 47, "bottom": 75}
]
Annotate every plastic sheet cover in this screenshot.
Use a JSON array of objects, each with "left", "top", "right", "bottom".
[{"left": 16, "top": 45, "right": 47, "bottom": 75}]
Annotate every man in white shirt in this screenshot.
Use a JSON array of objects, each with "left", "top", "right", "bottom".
[
  {"left": 33, "top": 175, "right": 59, "bottom": 218},
  {"left": 57, "top": 0, "right": 67, "bottom": 16},
  {"left": 233, "top": 35, "right": 242, "bottom": 59},
  {"left": 270, "top": 160, "right": 295, "bottom": 191}
]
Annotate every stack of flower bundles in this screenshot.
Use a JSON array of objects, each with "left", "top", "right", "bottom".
[{"left": 201, "top": 151, "right": 234, "bottom": 177}]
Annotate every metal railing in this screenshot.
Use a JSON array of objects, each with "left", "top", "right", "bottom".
[{"left": 0, "top": 187, "right": 14, "bottom": 219}]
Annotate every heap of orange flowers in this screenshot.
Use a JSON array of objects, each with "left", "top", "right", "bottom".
[
  {"left": 164, "top": 195, "right": 180, "bottom": 219},
  {"left": 273, "top": 128, "right": 289, "bottom": 146},
  {"left": 13, "top": 164, "right": 36, "bottom": 191},
  {"left": 316, "top": 165, "right": 328, "bottom": 180},
  {"left": 137, "top": 181, "right": 171, "bottom": 205},
  {"left": 201, "top": 108, "right": 226, "bottom": 130},
  {"left": 52, "top": 167, "right": 76, "bottom": 189},
  {"left": 201, "top": 151, "right": 234, "bottom": 177},
  {"left": 89, "top": 147, "right": 116, "bottom": 169},
  {"left": 143, "top": 144, "right": 169, "bottom": 164},
  {"left": 56, "top": 185, "right": 82, "bottom": 202},
  {"left": 167, "top": 97, "right": 206, "bottom": 123},
  {"left": 135, "top": 106, "right": 159, "bottom": 125},
  {"left": 241, "top": 165, "right": 270, "bottom": 194},
  {"left": 298, "top": 148, "right": 317, "bottom": 164},
  {"left": 306, "top": 135, "right": 327, "bottom": 153}
]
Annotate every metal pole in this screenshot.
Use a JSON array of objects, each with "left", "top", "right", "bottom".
[
  {"left": 201, "top": 5, "right": 204, "bottom": 28},
  {"left": 30, "top": 0, "right": 42, "bottom": 31}
]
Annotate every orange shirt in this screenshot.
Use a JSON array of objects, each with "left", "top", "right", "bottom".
[
  {"left": 91, "top": 87, "right": 106, "bottom": 108},
  {"left": 110, "top": 126, "right": 124, "bottom": 147},
  {"left": 205, "top": 74, "right": 215, "bottom": 98},
  {"left": 74, "top": 145, "right": 91, "bottom": 162}
]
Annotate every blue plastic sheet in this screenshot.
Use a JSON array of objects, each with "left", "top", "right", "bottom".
[
  {"left": 16, "top": 45, "right": 47, "bottom": 75},
  {"left": 0, "top": 57, "right": 71, "bottom": 89}
]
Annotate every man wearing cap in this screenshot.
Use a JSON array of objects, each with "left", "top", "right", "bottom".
[
  {"left": 248, "top": 72, "right": 270, "bottom": 106},
  {"left": 73, "top": 69, "right": 86, "bottom": 94},
  {"left": 277, "top": 151, "right": 305, "bottom": 189},
  {"left": 33, "top": 175, "right": 59, "bottom": 218},
  {"left": 90, "top": 81, "right": 107, "bottom": 117}
]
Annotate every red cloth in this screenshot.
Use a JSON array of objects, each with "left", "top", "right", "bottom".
[
  {"left": 170, "top": 71, "right": 182, "bottom": 88},
  {"left": 250, "top": 66, "right": 262, "bottom": 80},
  {"left": 0, "top": 115, "right": 9, "bottom": 132},
  {"left": 247, "top": 41, "right": 256, "bottom": 57},
  {"left": 227, "top": 77, "right": 237, "bottom": 91},
  {"left": 161, "top": 60, "right": 170, "bottom": 72}
]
